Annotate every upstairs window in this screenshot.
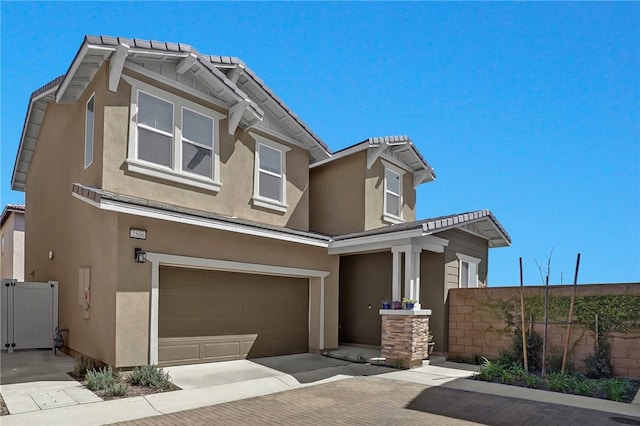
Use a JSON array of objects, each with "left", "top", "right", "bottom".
[
  {"left": 383, "top": 162, "right": 405, "bottom": 223},
  {"left": 124, "top": 76, "right": 224, "bottom": 192},
  {"left": 251, "top": 133, "right": 290, "bottom": 213},
  {"left": 84, "top": 94, "right": 95, "bottom": 168}
]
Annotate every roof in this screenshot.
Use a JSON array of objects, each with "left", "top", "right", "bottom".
[
  {"left": 1, "top": 204, "right": 26, "bottom": 227},
  {"left": 310, "top": 135, "right": 436, "bottom": 188},
  {"left": 12, "top": 35, "right": 333, "bottom": 191},
  {"left": 71, "top": 184, "right": 332, "bottom": 247},
  {"left": 333, "top": 210, "right": 511, "bottom": 248}
]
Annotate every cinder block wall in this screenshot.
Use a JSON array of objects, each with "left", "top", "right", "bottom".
[{"left": 448, "top": 283, "right": 640, "bottom": 379}]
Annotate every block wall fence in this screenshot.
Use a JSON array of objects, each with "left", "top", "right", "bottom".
[{"left": 448, "top": 283, "right": 640, "bottom": 379}]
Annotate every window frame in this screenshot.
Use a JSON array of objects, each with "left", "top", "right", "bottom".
[
  {"left": 456, "top": 253, "right": 481, "bottom": 288},
  {"left": 251, "top": 132, "right": 290, "bottom": 213},
  {"left": 84, "top": 93, "right": 95, "bottom": 169},
  {"left": 382, "top": 160, "right": 405, "bottom": 224},
  {"left": 123, "top": 75, "right": 224, "bottom": 192}
]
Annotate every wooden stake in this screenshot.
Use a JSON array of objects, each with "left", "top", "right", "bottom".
[
  {"left": 561, "top": 253, "right": 581, "bottom": 372},
  {"left": 519, "top": 257, "right": 528, "bottom": 371}
]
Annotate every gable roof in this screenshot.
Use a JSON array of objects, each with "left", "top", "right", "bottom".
[
  {"left": 1, "top": 204, "right": 25, "bottom": 227},
  {"left": 12, "top": 35, "right": 333, "bottom": 191},
  {"left": 310, "top": 135, "right": 436, "bottom": 188},
  {"left": 333, "top": 209, "right": 511, "bottom": 248}
]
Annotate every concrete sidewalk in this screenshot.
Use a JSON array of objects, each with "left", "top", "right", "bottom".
[{"left": 1, "top": 353, "right": 639, "bottom": 425}]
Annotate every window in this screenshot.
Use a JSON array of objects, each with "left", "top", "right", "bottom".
[
  {"left": 84, "top": 94, "right": 95, "bottom": 168},
  {"left": 383, "top": 162, "right": 405, "bottom": 223},
  {"left": 457, "top": 253, "right": 481, "bottom": 288},
  {"left": 124, "top": 76, "right": 224, "bottom": 192},
  {"left": 251, "top": 133, "right": 290, "bottom": 212}
]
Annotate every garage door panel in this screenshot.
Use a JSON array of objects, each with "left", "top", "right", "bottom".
[{"left": 159, "top": 267, "right": 308, "bottom": 365}]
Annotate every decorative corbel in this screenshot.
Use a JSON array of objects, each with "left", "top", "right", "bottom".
[
  {"left": 228, "top": 100, "right": 249, "bottom": 135},
  {"left": 176, "top": 53, "right": 198, "bottom": 75},
  {"left": 366, "top": 143, "right": 387, "bottom": 169},
  {"left": 108, "top": 43, "right": 129, "bottom": 92}
]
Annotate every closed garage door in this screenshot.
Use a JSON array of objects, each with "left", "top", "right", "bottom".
[{"left": 158, "top": 266, "right": 309, "bottom": 366}]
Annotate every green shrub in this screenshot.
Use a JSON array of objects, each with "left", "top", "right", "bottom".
[
  {"left": 523, "top": 372, "right": 540, "bottom": 388},
  {"left": 600, "top": 378, "right": 633, "bottom": 402},
  {"left": 105, "top": 382, "right": 129, "bottom": 398},
  {"left": 476, "top": 358, "right": 505, "bottom": 381},
  {"left": 584, "top": 338, "right": 613, "bottom": 379},
  {"left": 128, "top": 365, "right": 173, "bottom": 390},
  {"left": 73, "top": 356, "right": 98, "bottom": 377},
  {"left": 498, "top": 329, "right": 542, "bottom": 372},
  {"left": 545, "top": 372, "right": 573, "bottom": 393},
  {"left": 85, "top": 366, "right": 122, "bottom": 391}
]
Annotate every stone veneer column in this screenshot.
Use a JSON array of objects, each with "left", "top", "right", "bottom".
[{"left": 380, "top": 309, "right": 432, "bottom": 368}]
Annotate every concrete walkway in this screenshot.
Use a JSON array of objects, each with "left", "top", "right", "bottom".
[{"left": 1, "top": 351, "right": 639, "bottom": 425}]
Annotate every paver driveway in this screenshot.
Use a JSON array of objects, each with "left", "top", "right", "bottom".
[{"left": 112, "top": 377, "right": 640, "bottom": 426}]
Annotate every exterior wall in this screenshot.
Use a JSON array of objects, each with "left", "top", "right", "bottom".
[
  {"left": 102, "top": 68, "right": 310, "bottom": 231},
  {"left": 338, "top": 252, "right": 392, "bottom": 346},
  {"left": 438, "top": 229, "right": 489, "bottom": 292},
  {"left": 114, "top": 213, "right": 340, "bottom": 367},
  {"left": 364, "top": 159, "right": 416, "bottom": 230},
  {"left": 1, "top": 212, "right": 25, "bottom": 281},
  {"left": 309, "top": 152, "right": 365, "bottom": 235},
  {"left": 24, "top": 75, "right": 119, "bottom": 364},
  {"left": 448, "top": 284, "right": 640, "bottom": 379},
  {"left": 420, "top": 251, "right": 446, "bottom": 352}
]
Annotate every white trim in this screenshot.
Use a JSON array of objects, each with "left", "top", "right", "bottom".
[
  {"left": 310, "top": 142, "right": 368, "bottom": 169},
  {"left": 71, "top": 192, "right": 329, "bottom": 248},
  {"left": 109, "top": 44, "right": 129, "bottom": 92},
  {"left": 456, "top": 253, "right": 480, "bottom": 289},
  {"left": 124, "top": 63, "right": 229, "bottom": 110},
  {"left": 251, "top": 133, "right": 291, "bottom": 212},
  {"left": 379, "top": 309, "right": 432, "bottom": 316},
  {"left": 123, "top": 75, "right": 224, "bottom": 191},
  {"left": 329, "top": 233, "right": 448, "bottom": 256},
  {"left": 456, "top": 253, "right": 482, "bottom": 264},
  {"left": 383, "top": 161, "right": 405, "bottom": 223},
  {"left": 84, "top": 93, "right": 95, "bottom": 169},
  {"left": 145, "top": 252, "right": 330, "bottom": 365},
  {"left": 56, "top": 44, "right": 90, "bottom": 103},
  {"left": 251, "top": 125, "right": 308, "bottom": 151}
]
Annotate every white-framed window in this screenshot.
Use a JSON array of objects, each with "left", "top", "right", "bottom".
[
  {"left": 84, "top": 94, "right": 95, "bottom": 168},
  {"left": 456, "top": 253, "right": 481, "bottom": 288},
  {"left": 123, "top": 75, "right": 224, "bottom": 192},
  {"left": 382, "top": 161, "right": 405, "bottom": 223},
  {"left": 250, "top": 132, "right": 290, "bottom": 213}
]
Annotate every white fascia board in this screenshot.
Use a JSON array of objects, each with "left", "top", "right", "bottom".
[
  {"left": 124, "top": 63, "right": 229, "bottom": 110},
  {"left": 309, "top": 143, "right": 368, "bottom": 169},
  {"left": 71, "top": 193, "right": 329, "bottom": 248},
  {"left": 328, "top": 228, "right": 426, "bottom": 255},
  {"left": 146, "top": 252, "right": 330, "bottom": 278},
  {"left": 56, "top": 43, "right": 90, "bottom": 103},
  {"left": 251, "top": 125, "right": 309, "bottom": 151},
  {"left": 12, "top": 87, "right": 59, "bottom": 191}
]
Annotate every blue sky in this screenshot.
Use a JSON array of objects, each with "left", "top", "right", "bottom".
[{"left": 1, "top": 2, "right": 638, "bottom": 286}]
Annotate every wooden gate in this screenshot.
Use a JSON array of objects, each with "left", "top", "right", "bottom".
[{"left": 1, "top": 280, "right": 58, "bottom": 352}]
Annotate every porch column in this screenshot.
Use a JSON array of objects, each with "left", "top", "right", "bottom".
[
  {"left": 404, "top": 247, "right": 422, "bottom": 309},
  {"left": 391, "top": 247, "right": 403, "bottom": 301}
]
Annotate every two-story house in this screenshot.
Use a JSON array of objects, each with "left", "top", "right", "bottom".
[{"left": 11, "top": 35, "right": 510, "bottom": 368}]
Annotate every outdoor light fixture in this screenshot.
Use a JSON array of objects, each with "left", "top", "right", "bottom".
[{"left": 134, "top": 247, "right": 146, "bottom": 263}]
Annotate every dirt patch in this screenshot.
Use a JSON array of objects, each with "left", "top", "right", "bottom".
[{"left": 70, "top": 372, "right": 180, "bottom": 401}]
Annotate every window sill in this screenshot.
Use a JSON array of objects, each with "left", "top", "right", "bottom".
[
  {"left": 251, "top": 196, "right": 288, "bottom": 213},
  {"left": 125, "top": 159, "right": 221, "bottom": 193},
  {"left": 382, "top": 213, "right": 404, "bottom": 225}
]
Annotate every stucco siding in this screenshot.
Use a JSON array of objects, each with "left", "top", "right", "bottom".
[
  {"left": 101, "top": 68, "right": 310, "bottom": 231},
  {"left": 309, "top": 152, "right": 365, "bottom": 235},
  {"left": 364, "top": 159, "right": 416, "bottom": 231},
  {"left": 420, "top": 251, "right": 446, "bottom": 352},
  {"left": 114, "top": 213, "right": 339, "bottom": 367}
]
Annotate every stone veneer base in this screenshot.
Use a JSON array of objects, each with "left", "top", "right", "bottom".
[{"left": 380, "top": 310, "right": 431, "bottom": 369}]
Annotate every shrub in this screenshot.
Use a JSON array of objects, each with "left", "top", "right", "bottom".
[
  {"left": 73, "top": 356, "right": 98, "bottom": 377},
  {"left": 498, "top": 329, "right": 542, "bottom": 372},
  {"left": 105, "top": 382, "right": 129, "bottom": 398},
  {"left": 476, "top": 358, "right": 505, "bottom": 381},
  {"left": 85, "top": 366, "right": 122, "bottom": 391},
  {"left": 545, "top": 372, "right": 573, "bottom": 393},
  {"left": 600, "top": 378, "right": 633, "bottom": 402},
  {"left": 584, "top": 338, "right": 613, "bottom": 379},
  {"left": 128, "top": 365, "right": 173, "bottom": 390},
  {"left": 523, "top": 372, "right": 540, "bottom": 388}
]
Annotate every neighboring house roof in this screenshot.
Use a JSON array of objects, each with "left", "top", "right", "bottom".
[
  {"left": 1, "top": 204, "right": 26, "bottom": 227},
  {"left": 333, "top": 210, "right": 511, "bottom": 248},
  {"left": 310, "top": 135, "right": 436, "bottom": 188},
  {"left": 12, "top": 35, "right": 333, "bottom": 191},
  {"left": 71, "top": 183, "right": 332, "bottom": 248}
]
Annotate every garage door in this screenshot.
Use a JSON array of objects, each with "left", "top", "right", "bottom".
[{"left": 158, "top": 266, "right": 309, "bottom": 366}]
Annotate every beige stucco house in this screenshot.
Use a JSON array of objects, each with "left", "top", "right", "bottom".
[
  {"left": 11, "top": 35, "right": 510, "bottom": 368},
  {"left": 1, "top": 205, "right": 25, "bottom": 281}
]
